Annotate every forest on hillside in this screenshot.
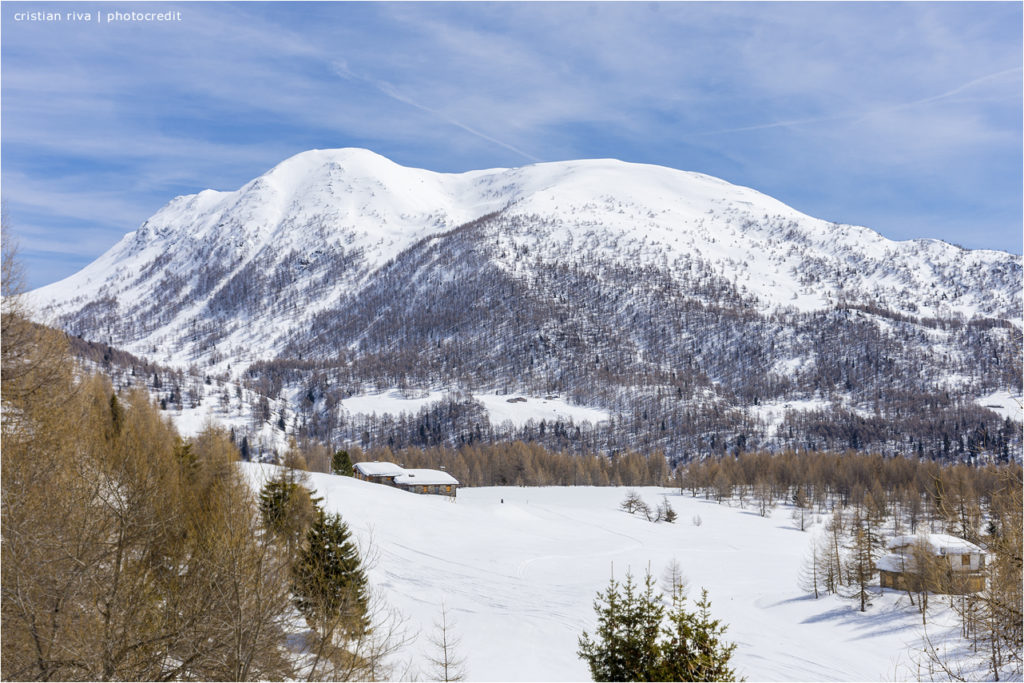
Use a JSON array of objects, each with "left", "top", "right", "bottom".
[
  {"left": 49, "top": 209, "right": 1023, "bottom": 463},
  {"left": 4, "top": 234, "right": 1021, "bottom": 680},
  {"left": 66, "top": 325, "right": 1022, "bottom": 466}
]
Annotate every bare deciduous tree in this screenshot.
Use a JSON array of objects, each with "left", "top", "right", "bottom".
[{"left": 425, "top": 601, "right": 467, "bottom": 682}]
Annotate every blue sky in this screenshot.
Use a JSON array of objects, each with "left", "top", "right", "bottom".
[{"left": 2, "top": 1, "right": 1021, "bottom": 289}]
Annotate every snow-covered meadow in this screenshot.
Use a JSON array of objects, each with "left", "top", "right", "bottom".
[
  {"left": 242, "top": 464, "right": 957, "bottom": 681},
  {"left": 333, "top": 390, "right": 610, "bottom": 429}
]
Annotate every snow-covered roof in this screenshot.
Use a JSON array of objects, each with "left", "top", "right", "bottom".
[
  {"left": 354, "top": 461, "right": 407, "bottom": 477},
  {"left": 877, "top": 553, "right": 914, "bottom": 573},
  {"left": 887, "top": 533, "right": 983, "bottom": 555},
  {"left": 393, "top": 469, "right": 459, "bottom": 486},
  {"left": 354, "top": 461, "right": 459, "bottom": 486}
]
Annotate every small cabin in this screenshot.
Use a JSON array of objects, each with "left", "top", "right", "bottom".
[
  {"left": 353, "top": 461, "right": 459, "bottom": 498},
  {"left": 353, "top": 461, "right": 406, "bottom": 485},
  {"left": 878, "top": 534, "right": 986, "bottom": 594},
  {"left": 392, "top": 469, "right": 459, "bottom": 498}
]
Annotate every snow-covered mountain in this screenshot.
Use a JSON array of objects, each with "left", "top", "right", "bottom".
[
  {"left": 32, "top": 149, "right": 1023, "bottom": 460},
  {"left": 33, "top": 148, "right": 1019, "bottom": 359}
]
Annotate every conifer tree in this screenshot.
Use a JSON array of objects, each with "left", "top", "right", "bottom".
[
  {"left": 843, "top": 508, "right": 879, "bottom": 612},
  {"left": 577, "top": 570, "right": 663, "bottom": 681},
  {"left": 258, "top": 469, "right": 318, "bottom": 552},
  {"left": 658, "top": 496, "right": 678, "bottom": 523},
  {"left": 655, "top": 587, "right": 738, "bottom": 682},
  {"left": 426, "top": 601, "right": 467, "bottom": 682},
  {"left": 291, "top": 510, "right": 369, "bottom": 639},
  {"left": 798, "top": 536, "right": 824, "bottom": 599},
  {"left": 578, "top": 569, "right": 738, "bottom": 681},
  {"left": 332, "top": 449, "right": 354, "bottom": 476},
  {"left": 108, "top": 392, "right": 125, "bottom": 439},
  {"left": 661, "top": 558, "right": 688, "bottom": 597},
  {"left": 791, "top": 487, "right": 810, "bottom": 531}
]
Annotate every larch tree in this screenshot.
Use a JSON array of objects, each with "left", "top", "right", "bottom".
[
  {"left": 425, "top": 601, "right": 467, "bottom": 682},
  {"left": 843, "top": 508, "right": 878, "bottom": 612}
]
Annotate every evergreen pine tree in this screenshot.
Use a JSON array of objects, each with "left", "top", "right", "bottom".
[
  {"left": 655, "top": 587, "right": 738, "bottom": 681},
  {"left": 108, "top": 392, "right": 125, "bottom": 440},
  {"left": 332, "top": 449, "right": 354, "bottom": 476},
  {"left": 577, "top": 577, "right": 623, "bottom": 681},
  {"left": 291, "top": 510, "right": 369, "bottom": 639},
  {"left": 258, "top": 471, "right": 318, "bottom": 553},
  {"left": 578, "top": 570, "right": 663, "bottom": 681},
  {"left": 173, "top": 438, "right": 197, "bottom": 473},
  {"left": 259, "top": 478, "right": 297, "bottom": 532},
  {"left": 578, "top": 569, "right": 739, "bottom": 682}
]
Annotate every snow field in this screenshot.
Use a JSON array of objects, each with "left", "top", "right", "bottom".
[
  {"left": 976, "top": 390, "right": 1024, "bottom": 422},
  {"left": 335, "top": 390, "right": 610, "bottom": 428},
  {"left": 242, "top": 464, "right": 941, "bottom": 681},
  {"left": 472, "top": 393, "right": 610, "bottom": 427}
]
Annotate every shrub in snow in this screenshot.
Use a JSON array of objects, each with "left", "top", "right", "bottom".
[
  {"left": 621, "top": 491, "right": 678, "bottom": 523},
  {"left": 658, "top": 496, "right": 677, "bottom": 524}
]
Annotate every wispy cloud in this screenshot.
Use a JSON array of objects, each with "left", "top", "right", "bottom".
[
  {"left": 689, "top": 65, "right": 1023, "bottom": 137},
  {"left": 2, "top": 1, "right": 1020, "bottom": 288},
  {"left": 332, "top": 61, "right": 541, "bottom": 163}
]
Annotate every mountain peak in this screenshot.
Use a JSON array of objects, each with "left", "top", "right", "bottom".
[
  {"left": 268, "top": 146, "right": 395, "bottom": 171},
  {"left": 255, "top": 147, "right": 403, "bottom": 192},
  {"left": 31, "top": 147, "right": 1021, "bottom": 352}
]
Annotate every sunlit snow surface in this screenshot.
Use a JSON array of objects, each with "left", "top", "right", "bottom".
[
  {"left": 976, "top": 390, "right": 1023, "bottom": 422},
  {"left": 242, "top": 464, "right": 971, "bottom": 682},
  {"left": 337, "top": 390, "right": 610, "bottom": 428}
]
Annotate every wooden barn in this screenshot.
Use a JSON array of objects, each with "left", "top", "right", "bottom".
[
  {"left": 353, "top": 461, "right": 459, "bottom": 498},
  {"left": 878, "top": 534, "right": 986, "bottom": 594},
  {"left": 392, "top": 468, "right": 459, "bottom": 498},
  {"left": 353, "top": 461, "right": 406, "bottom": 485}
]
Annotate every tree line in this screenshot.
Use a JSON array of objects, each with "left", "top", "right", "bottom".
[{"left": 1, "top": 244, "right": 413, "bottom": 680}]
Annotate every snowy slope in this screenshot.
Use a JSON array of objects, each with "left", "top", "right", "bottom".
[
  {"left": 31, "top": 148, "right": 1021, "bottom": 371},
  {"left": 35, "top": 148, "right": 1022, "bottom": 460},
  {"left": 242, "top": 464, "right": 964, "bottom": 682}
]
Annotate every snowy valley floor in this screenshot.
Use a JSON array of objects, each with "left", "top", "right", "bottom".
[{"left": 242, "top": 464, "right": 966, "bottom": 681}]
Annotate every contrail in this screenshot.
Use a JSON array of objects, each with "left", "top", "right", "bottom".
[
  {"left": 333, "top": 61, "right": 541, "bottom": 163},
  {"left": 689, "top": 66, "right": 1022, "bottom": 137}
]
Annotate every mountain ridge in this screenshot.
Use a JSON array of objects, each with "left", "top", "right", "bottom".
[
  {"left": 29, "top": 148, "right": 1023, "bottom": 461},
  {"left": 34, "top": 148, "right": 1020, "bottom": 332}
]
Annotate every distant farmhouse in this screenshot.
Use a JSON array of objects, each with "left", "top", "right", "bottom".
[
  {"left": 878, "top": 533, "right": 986, "bottom": 594},
  {"left": 353, "top": 461, "right": 459, "bottom": 498},
  {"left": 352, "top": 461, "right": 406, "bottom": 484}
]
